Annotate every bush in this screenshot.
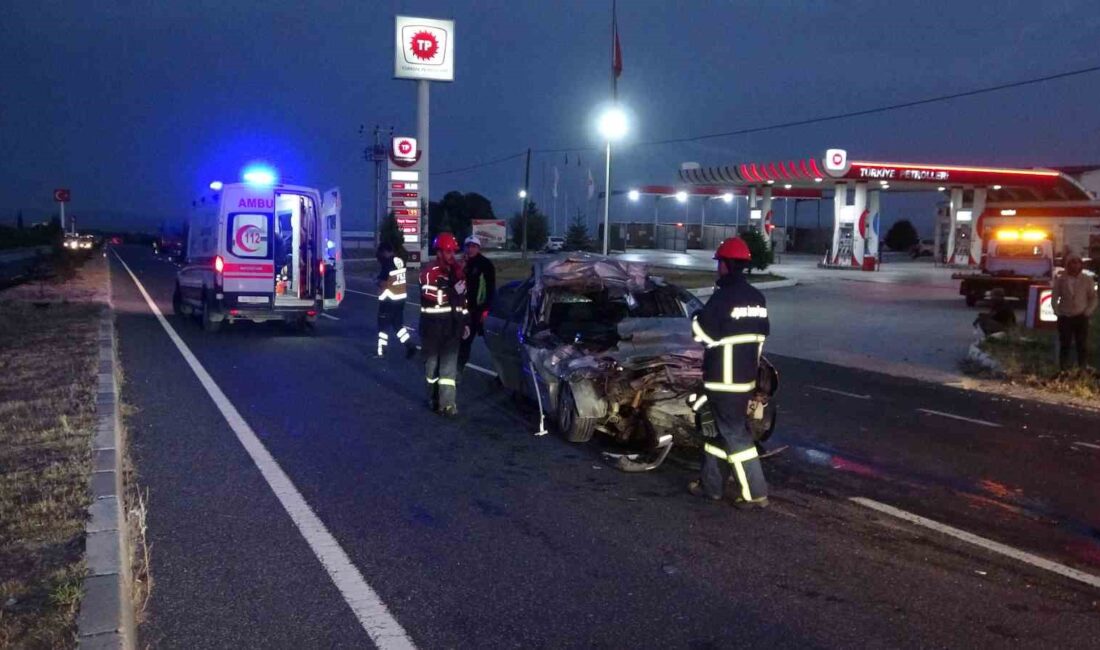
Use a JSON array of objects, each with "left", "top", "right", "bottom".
[
  {"left": 564, "top": 213, "right": 592, "bottom": 251},
  {"left": 510, "top": 202, "right": 549, "bottom": 251},
  {"left": 741, "top": 228, "right": 773, "bottom": 273},
  {"left": 884, "top": 219, "right": 919, "bottom": 252}
]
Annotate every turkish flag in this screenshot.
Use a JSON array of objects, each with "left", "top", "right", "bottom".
[{"left": 612, "top": 13, "right": 622, "bottom": 79}]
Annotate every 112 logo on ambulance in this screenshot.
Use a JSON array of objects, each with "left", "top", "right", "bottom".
[{"left": 230, "top": 214, "right": 269, "bottom": 258}]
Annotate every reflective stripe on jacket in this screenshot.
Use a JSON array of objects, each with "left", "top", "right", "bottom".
[{"left": 693, "top": 272, "right": 769, "bottom": 394}]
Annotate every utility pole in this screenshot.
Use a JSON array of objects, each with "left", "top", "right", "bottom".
[
  {"left": 364, "top": 125, "right": 391, "bottom": 244},
  {"left": 521, "top": 147, "right": 532, "bottom": 260}
]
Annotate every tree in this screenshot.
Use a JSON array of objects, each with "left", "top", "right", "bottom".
[
  {"left": 884, "top": 219, "right": 919, "bottom": 252},
  {"left": 379, "top": 212, "right": 407, "bottom": 258},
  {"left": 741, "top": 228, "right": 773, "bottom": 273},
  {"left": 428, "top": 191, "right": 496, "bottom": 245},
  {"left": 510, "top": 202, "right": 549, "bottom": 251},
  {"left": 564, "top": 211, "right": 592, "bottom": 251}
]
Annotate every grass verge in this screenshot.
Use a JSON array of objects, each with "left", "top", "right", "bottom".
[
  {"left": 969, "top": 314, "right": 1100, "bottom": 401},
  {"left": 0, "top": 300, "right": 102, "bottom": 647}
]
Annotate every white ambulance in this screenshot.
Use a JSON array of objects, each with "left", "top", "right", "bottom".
[{"left": 173, "top": 176, "right": 345, "bottom": 331}]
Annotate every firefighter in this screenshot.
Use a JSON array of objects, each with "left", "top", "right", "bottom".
[
  {"left": 374, "top": 242, "right": 415, "bottom": 359},
  {"left": 458, "top": 235, "right": 496, "bottom": 373},
  {"left": 687, "top": 236, "right": 771, "bottom": 509},
  {"left": 419, "top": 233, "right": 469, "bottom": 416}
]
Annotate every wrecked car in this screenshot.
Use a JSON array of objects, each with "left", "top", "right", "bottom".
[{"left": 483, "top": 255, "right": 706, "bottom": 471}]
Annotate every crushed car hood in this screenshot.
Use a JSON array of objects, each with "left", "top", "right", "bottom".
[{"left": 527, "top": 317, "right": 701, "bottom": 385}]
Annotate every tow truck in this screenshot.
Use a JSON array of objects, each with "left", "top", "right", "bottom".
[{"left": 953, "top": 228, "right": 1053, "bottom": 307}]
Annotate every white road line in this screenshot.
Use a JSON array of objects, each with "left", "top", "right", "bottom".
[
  {"left": 320, "top": 313, "right": 340, "bottom": 321},
  {"left": 465, "top": 363, "right": 498, "bottom": 378},
  {"left": 808, "top": 385, "right": 871, "bottom": 400},
  {"left": 1072, "top": 442, "right": 1100, "bottom": 451},
  {"left": 345, "top": 288, "right": 374, "bottom": 297},
  {"left": 851, "top": 497, "right": 1100, "bottom": 590},
  {"left": 113, "top": 252, "right": 415, "bottom": 649},
  {"left": 917, "top": 408, "right": 1001, "bottom": 428}
]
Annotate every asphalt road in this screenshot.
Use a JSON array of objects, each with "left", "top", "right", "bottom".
[{"left": 109, "top": 246, "right": 1100, "bottom": 648}]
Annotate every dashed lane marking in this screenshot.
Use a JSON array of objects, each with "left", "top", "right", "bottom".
[
  {"left": 916, "top": 408, "right": 1001, "bottom": 428},
  {"left": 807, "top": 385, "right": 871, "bottom": 400},
  {"left": 1072, "top": 442, "right": 1100, "bottom": 451},
  {"left": 320, "top": 313, "right": 340, "bottom": 321},
  {"left": 851, "top": 497, "right": 1100, "bottom": 590},
  {"left": 113, "top": 252, "right": 416, "bottom": 649}
]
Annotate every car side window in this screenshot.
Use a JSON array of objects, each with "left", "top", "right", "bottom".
[{"left": 490, "top": 282, "right": 523, "bottom": 320}]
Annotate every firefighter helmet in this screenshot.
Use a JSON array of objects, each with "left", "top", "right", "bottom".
[
  {"left": 434, "top": 232, "right": 460, "bottom": 252},
  {"left": 714, "top": 236, "right": 751, "bottom": 261}
]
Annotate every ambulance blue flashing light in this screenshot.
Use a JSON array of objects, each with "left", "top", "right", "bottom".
[
  {"left": 242, "top": 166, "right": 277, "bottom": 186},
  {"left": 209, "top": 181, "right": 224, "bottom": 191}
]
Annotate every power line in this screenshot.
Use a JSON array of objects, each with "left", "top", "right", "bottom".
[
  {"left": 637, "top": 63, "right": 1100, "bottom": 147},
  {"left": 430, "top": 151, "right": 527, "bottom": 176},
  {"left": 429, "top": 63, "right": 1100, "bottom": 175}
]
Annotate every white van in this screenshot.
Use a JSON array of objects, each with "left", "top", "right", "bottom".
[{"left": 173, "top": 181, "right": 345, "bottom": 331}]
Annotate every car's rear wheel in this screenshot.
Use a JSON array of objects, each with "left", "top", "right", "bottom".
[
  {"left": 172, "top": 285, "right": 183, "bottom": 316},
  {"left": 558, "top": 384, "right": 596, "bottom": 443}
]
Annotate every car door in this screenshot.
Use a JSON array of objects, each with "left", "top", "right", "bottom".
[
  {"left": 320, "top": 188, "right": 345, "bottom": 309},
  {"left": 483, "top": 280, "right": 530, "bottom": 390}
]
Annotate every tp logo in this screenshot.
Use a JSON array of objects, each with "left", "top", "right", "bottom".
[
  {"left": 824, "top": 148, "right": 849, "bottom": 175},
  {"left": 402, "top": 25, "right": 447, "bottom": 65},
  {"left": 392, "top": 137, "right": 417, "bottom": 160}
]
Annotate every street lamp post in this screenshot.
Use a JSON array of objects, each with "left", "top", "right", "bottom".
[{"left": 597, "top": 106, "right": 628, "bottom": 256}]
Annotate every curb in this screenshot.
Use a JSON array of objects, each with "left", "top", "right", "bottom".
[
  {"left": 690, "top": 278, "right": 798, "bottom": 299},
  {"left": 77, "top": 258, "right": 135, "bottom": 649}
]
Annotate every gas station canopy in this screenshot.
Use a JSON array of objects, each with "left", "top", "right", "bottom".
[
  {"left": 678, "top": 153, "right": 1091, "bottom": 202},
  {"left": 670, "top": 149, "right": 1097, "bottom": 268}
]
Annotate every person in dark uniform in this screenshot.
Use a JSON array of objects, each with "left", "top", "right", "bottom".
[
  {"left": 419, "top": 233, "right": 469, "bottom": 416},
  {"left": 687, "top": 236, "right": 771, "bottom": 509},
  {"left": 458, "top": 235, "right": 496, "bottom": 373},
  {"left": 374, "top": 242, "right": 415, "bottom": 358}
]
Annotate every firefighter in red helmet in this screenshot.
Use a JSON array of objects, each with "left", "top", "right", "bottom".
[
  {"left": 419, "top": 232, "right": 469, "bottom": 416},
  {"left": 687, "top": 236, "right": 771, "bottom": 508}
]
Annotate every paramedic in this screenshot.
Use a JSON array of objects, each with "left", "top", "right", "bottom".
[
  {"left": 687, "top": 237, "right": 770, "bottom": 509},
  {"left": 419, "top": 233, "right": 469, "bottom": 416},
  {"left": 458, "top": 235, "right": 496, "bottom": 373},
  {"left": 375, "top": 242, "right": 415, "bottom": 358}
]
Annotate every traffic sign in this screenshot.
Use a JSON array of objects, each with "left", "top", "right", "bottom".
[{"left": 53, "top": 188, "right": 71, "bottom": 203}]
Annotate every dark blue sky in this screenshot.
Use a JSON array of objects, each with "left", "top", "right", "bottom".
[{"left": 4, "top": 1, "right": 1099, "bottom": 234}]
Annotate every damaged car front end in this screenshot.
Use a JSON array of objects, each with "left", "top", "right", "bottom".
[{"left": 483, "top": 255, "right": 705, "bottom": 471}]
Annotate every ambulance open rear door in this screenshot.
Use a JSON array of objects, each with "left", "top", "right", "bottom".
[{"left": 321, "top": 187, "right": 345, "bottom": 310}]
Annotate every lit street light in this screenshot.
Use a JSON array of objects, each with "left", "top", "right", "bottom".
[
  {"left": 518, "top": 189, "right": 527, "bottom": 199},
  {"left": 628, "top": 189, "right": 640, "bottom": 202},
  {"left": 597, "top": 105, "right": 629, "bottom": 255}
]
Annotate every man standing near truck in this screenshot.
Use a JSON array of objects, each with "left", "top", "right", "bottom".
[
  {"left": 458, "top": 235, "right": 496, "bottom": 373},
  {"left": 687, "top": 237, "right": 770, "bottom": 509},
  {"left": 419, "top": 233, "right": 469, "bottom": 416},
  {"left": 1052, "top": 254, "right": 1098, "bottom": 370}
]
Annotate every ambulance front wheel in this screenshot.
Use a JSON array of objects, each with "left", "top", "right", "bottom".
[{"left": 201, "top": 292, "right": 222, "bottom": 332}]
